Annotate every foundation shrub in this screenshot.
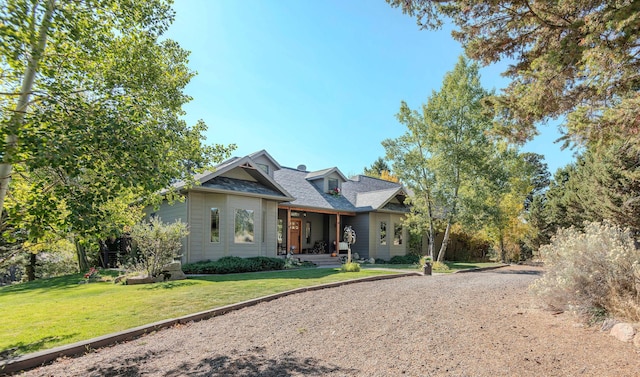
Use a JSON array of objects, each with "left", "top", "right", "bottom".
[
  {"left": 182, "top": 256, "right": 285, "bottom": 274},
  {"left": 531, "top": 221, "right": 640, "bottom": 322},
  {"left": 389, "top": 255, "right": 420, "bottom": 264}
]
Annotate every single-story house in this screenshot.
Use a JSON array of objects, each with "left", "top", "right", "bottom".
[{"left": 150, "top": 150, "right": 411, "bottom": 264}]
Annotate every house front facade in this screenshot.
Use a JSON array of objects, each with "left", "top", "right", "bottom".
[{"left": 151, "top": 150, "right": 411, "bottom": 264}]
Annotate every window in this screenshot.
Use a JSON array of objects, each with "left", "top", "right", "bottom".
[
  {"left": 257, "top": 163, "right": 269, "bottom": 174},
  {"left": 394, "top": 223, "right": 403, "bottom": 245},
  {"left": 328, "top": 178, "right": 338, "bottom": 192},
  {"left": 234, "top": 209, "right": 254, "bottom": 243},
  {"left": 380, "top": 221, "right": 387, "bottom": 245},
  {"left": 210, "top": 208, "right": 220, "bottom": 243}
]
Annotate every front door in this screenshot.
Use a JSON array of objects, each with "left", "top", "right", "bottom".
[{"left": 290, "top": 219, "right": 302, "bottom": 254}]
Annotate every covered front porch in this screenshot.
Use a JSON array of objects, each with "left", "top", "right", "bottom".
[{"left": 277, "top": 207, "right": 355, "bottom": 256}]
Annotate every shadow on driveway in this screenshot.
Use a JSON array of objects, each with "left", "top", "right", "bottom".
[{"left": 82, "top": 347, "right": 358, "bottom": 377}]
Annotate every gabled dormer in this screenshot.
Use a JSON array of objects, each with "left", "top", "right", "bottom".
[
  {"left": 305, "top": 167, "right": 348, "bottom": 195},
  {"left": 248, "top": 150, "right": 281, "bottom": 177}
]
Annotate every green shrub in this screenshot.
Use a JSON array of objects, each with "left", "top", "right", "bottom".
[
  {"left": 432, "top": 261, "right": 449, "bottom": 272},
  {"left": 375, "top": 258, "right": 387, "bottom": 264},
  {"left": 182, "top": 256, "right": 285, "bottom": 274},
  {"left": 531, "top": 221, "right": 640, "bottom": 322},
  {"left": 128, "top": 217, "right": 189, "bottom": 278},
  {"left": 340, "top": 262, "right": 361, "bottom": 272},
  {"left": 389, "top": 255, "right": 420, "bottom": 264}
]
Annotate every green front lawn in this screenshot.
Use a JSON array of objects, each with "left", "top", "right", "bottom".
[{"left": 0, "top": 268, "right": 398, "bottom": 356}]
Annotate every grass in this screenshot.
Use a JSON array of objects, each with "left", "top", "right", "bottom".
[
  {"left": 362, "top": 261, "right": 504, "bottom": 273},
  {"left": 0, "top": 268, "right": 398, "bottom": 356}
]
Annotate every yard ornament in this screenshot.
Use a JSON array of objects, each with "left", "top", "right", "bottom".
[{"left": 343, "top": 226, "right": 356, "bottom": 263}]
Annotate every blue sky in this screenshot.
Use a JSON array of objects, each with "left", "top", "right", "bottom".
[{"left": 165, "top": 0, "right": 574, "bottom": 177}]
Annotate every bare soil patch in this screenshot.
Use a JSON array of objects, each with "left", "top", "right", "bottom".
[{"left": 17, "top": 265, "right": 640, "bottom": 376}]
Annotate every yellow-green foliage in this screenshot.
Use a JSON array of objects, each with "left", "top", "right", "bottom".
[
  {"left": 531, "top": 221, "right": 640, "bottom": 322},
  {"left": 432, "top": 261, "right": 449, "bottom": 272},
  {"left": 341, "top": 262, "right": 361, "bottom": 272}
]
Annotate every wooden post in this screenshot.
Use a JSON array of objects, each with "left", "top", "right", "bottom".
[
  {"left": 286, "top": 208, "right": 291, "bottom": 255},
  {"left": 335, "top": 213, "right": 340, "bottom": 256}
]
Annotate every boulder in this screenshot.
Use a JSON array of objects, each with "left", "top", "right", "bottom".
[
  {"left": 369, "top": 258, "right": 375, "bottom": 264},
  {"left": 161, "top": 262, "right": 187, "bottom": 281},
  {"left": 126, "top": 276, "right": 156, "bottom": 285},
  {"left": 610, "top": 323, "right": 635, "bottom": 343},
  {"left": 600, "top": 318, "right": 618, "bottom": 332}
]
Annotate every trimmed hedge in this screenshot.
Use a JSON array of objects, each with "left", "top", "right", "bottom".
[
  {"left": 388, "top": 255, "right": 421, "bottom": 264},
  {"left": 182, "top": 256, "right": 285, "bottom": 274}
]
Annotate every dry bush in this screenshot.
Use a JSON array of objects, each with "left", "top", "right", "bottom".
[{"left": 531, "top": 221, "right": 640, "bottom": 322}]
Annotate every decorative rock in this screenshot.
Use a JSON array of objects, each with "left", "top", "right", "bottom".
[
  {"left": 610, "top": 323, "right": 635, "bottom": 342},
  {"left": 369, "top": 258, "right": 375, "bottom": 264},
  {"left": 601, "top": 318, "right": 618, "bottom": 332},
  {"left": 161, "top": 262, "right": 187, "bottom": 281},
  {"left": 126, "top": 276, "right": 155, "bottom": 285},
  {"left": 352, "top": 252, "right": 360, "bottom": 260}
]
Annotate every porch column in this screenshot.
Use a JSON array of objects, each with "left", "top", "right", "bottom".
[
  {"left": 286, "top": 208, "right": 292, "bottom": 254},
  {"left": 335, "top": 213, "right": 340, "bottom": 252}
]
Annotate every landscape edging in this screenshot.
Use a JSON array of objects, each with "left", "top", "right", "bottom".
[{"left": 0, "top": 271, "right": 419, "bottom": 376}]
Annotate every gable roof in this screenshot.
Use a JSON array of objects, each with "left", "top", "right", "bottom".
[
  {"left": 172, "top": 155, "right": 294, "bottom": 201},
  {"left": 170, "top": 151, "right": 408, "bottom": 213},
  {"left": 305, "top": 167, "right": 348, "bottom": 182},
  {"left": 274, "top": 169, "right": 409, "bottom": 214},
  {"left": 275, "top": 167, "right": 357, "bottom": 212},
  {"left": 248, "top": 149, "right": 282, "bottom": 170}
]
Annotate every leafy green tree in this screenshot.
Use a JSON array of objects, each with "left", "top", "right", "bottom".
[
  {"left": 363, "top": 157, "right": 399, "bottom": 182},
  {"left": 383, "top": 103, "right": 437, "bottom": 258},
  {"left": 386, "top": 0, "right": 640, "bottom": 146},
  {"left": 364, "top": 157, "right": 391, "bottom": 177},
  {"left": 473, "top": 146, "right": 535, "bottom": 262},
  {"left": 543, "top": 164, "right": 593, "bottom": 234},
  {"left": 384, "top": 56, "right": 493, "bottom": 262},
  {"left": 545, "top": 140, "right": 640, "bottom": 236},
  {"left": 0, "top": 1, "right": 233, "bottom": 271}
]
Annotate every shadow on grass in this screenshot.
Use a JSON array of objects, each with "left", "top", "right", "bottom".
[
  {"left": 1, "top": 333, "right": 78, "bottom": 359},
  {"left": 163, "top": 348, "right": 358, "bottom": 377},
  {"left": 138, "top": 280, "right": 199, "bottom": 290},
  {"left": 186, "top": 268, "right": 346, "bottom": 283},
  {"left": 0, "top": 270, "right": 121, "bottom": 295}
]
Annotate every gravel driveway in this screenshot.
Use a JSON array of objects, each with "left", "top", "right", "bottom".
[{"left": 18, "top": 265, "right": 640, "bottom": 376}]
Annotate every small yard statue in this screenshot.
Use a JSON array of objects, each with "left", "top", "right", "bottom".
[{"left": 343, "top": 225, "right": 356, "bottom": 263}]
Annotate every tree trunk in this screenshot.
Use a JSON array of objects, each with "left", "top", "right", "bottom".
[
  {"left": 0, "top": 0, "right": 56, "bottom": 214},
  {"left": 425, "top": 192, "right": 436, "bottom": 259},
  {"left": 499, "top": 234, "right": 506, "bottom": 263},
  {"left": 436, "top": 220, "right": 452, "bottom": 262},
  {"left": 26, "top": 252, "right": 37, "bottom": 281},
  {"left": 75, "top": 239, "right": 89, "bottom": 272},
  {"left": 436, "top": 184, "right": 459, "bottom": 262}
]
